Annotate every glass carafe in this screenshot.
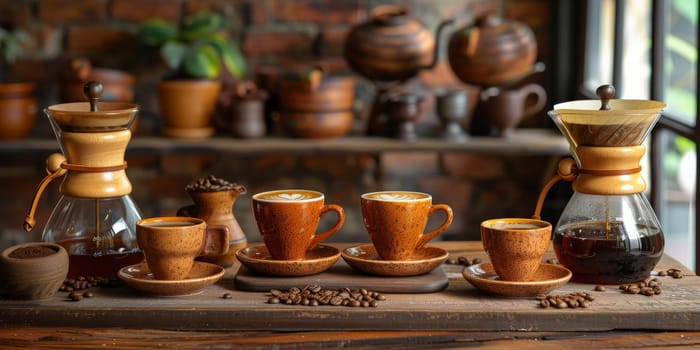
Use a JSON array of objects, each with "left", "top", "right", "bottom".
[
  {"left": 537, "top": 85, "right": 666, "bottom": 284},
  {"left": 24, "top": 82, "right": 143, "bottom": 278}
]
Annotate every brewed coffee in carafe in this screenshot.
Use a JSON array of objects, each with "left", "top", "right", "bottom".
[
  {"left": 24, "top": 82, "right": 143, "bottom": 278},
  {"left": 537, "top": 85, "right": 666, "bottom": 284}
]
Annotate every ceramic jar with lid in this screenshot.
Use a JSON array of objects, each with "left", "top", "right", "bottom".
[
  {"left": 278, "top": 68, "right": 355, "bottom": 138},
  {"left": 344, "top": 5, "right": 452, "bottom": 82},
  {"left": 448, "top": 15, "right": 537, "bottom": 86}
]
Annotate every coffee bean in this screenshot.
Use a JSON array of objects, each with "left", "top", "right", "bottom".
[
  {"left": 446, "top": 258, "right": 458, "bottom": 265},
  {"left": 457, "top": 256, "right": 468, "bottom": 264},
  {"left": 222, "top": 293, "right": 233, "bottom": 299},
  {"left": 83, "top": 291, "right": 94, "bottom": 298},
  {"left": 186, "top": 175, "right": 245, "bottom": 193},
  {"left": 68, "top": 292, "right": 83, "bottom": 302},
  {"left": 594, "top": 285, "right": 606, "bottom": 292},
  {"left": 266, "top": 286, "right": 386, "bottom": 308},
  {"left": 471, "top": 258, "right": 482, "bottom": 265},
  {"left": 536, "top": 291, "right": 596, "bottom": 309}
]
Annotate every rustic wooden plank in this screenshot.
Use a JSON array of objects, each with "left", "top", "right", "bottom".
[
  {"left": 0, "top": 328, "right": 699, "bottom": 349},
  {"left": 1, "top": 242, "right": 697, "bottom": 332}
]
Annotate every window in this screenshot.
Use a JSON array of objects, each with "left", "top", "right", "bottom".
[{"left": 579, "top": 0, "right": 698, "bottom": 271}]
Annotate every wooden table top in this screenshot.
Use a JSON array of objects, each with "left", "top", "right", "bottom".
[{"left": 1, "top": 241, "right": 699, "bottom": 349}]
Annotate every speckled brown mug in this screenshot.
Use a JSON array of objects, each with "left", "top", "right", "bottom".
[
  {"left": 136, "top": 217, "right": 230, "bottom": 280},
  {"left": 252, "top": 189, "right": 345, "bottom": 260},
  {"left": 361, "top": 191, "right": 453, "bottom": 261},
  {"left": 480, "top": 218, "right": 552, "bottom": 281}
]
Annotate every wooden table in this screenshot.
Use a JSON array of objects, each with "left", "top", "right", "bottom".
[{"left": 1, "top": 241, "right": 699, "bottom": 349}]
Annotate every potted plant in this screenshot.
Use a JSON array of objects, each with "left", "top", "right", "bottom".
[
  {"left": 0, "top": 27, "right": 37, "bottom": 141},
  {"left": 138, "top": 12, "right": 246, "bottom": 138}
]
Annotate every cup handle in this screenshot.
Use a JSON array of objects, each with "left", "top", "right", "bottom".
[
  {"left": 520, "top": 83, "right": 547, "bottom": 120},
  {"left": 199, "top": 224, "right": 231, "bottom": 257},
  {"left": 417, "top": 204, "right": 453, "bottom": 249},
  {"left": 309, "top": 204, "right": 345, "bottom": 249}
]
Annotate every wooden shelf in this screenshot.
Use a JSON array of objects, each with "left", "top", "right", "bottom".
[{"left": 1, "top": 129, "right": 569, "bottom": 156}]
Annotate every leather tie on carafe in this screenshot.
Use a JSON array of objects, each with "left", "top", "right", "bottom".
[{"left": 23, "top": 81, "right": 128, "bottom": 232}]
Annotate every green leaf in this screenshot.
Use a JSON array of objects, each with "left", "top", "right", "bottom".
[
  {"left": 160, "top": 41, "right": 187, "bottom": 71},
  {"left": 206, "top": 36, "right": 246, "bottom": 78},
  {"left": 181, "top": 12, "right": 224, "bottom": 42},
  {"left": 138, "top": 19, "right": 178, "bottom": 47},
  {"left": 183, "top": 43, "right": 221, "bottom": 78}
]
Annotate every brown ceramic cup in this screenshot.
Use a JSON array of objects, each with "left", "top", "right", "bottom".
[
  {"left": 480, "top": 218, "right": 552, "bottom": 281},
  {"left": 361, "top": 191, "right": 453, "bottom": 261},
  {"left": 252, "top": 189, "right": 345, "bottom": 260},
  {"left": 136, "top": 217, "right": 230, "bottom": 280}
]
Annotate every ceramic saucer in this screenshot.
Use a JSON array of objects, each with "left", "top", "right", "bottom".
[
  {"left": 462, "top": 262, "right": 572, "bottom": 297},
  {"left": 341, "top": 244, "right": 448, "bottom": 277},
  {"left": 236, "top": 244, "right": 340, "bottom": 277},
  {"left": 118, "top": 261, "right": 224, "bottom": 297}
]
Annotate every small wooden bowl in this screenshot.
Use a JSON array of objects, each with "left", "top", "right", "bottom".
[
  {"left": 0, "top": 242, "right": 69, "bottom": 300},
  {"left": 280, "top": 110, "right": 354, "bottom": 139}
]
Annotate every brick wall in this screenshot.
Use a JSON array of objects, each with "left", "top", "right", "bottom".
[{"left": 0, "top": 0, "right": 566, "bottom": 249}]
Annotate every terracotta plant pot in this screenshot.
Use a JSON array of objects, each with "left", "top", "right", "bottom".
[
  {"left": 1, "top": 242, "right": 69, "bottom": 300},
  {"left": 157, "top": 79, "right": 222, "bottom": 138},
  {"left": 0, "top": 82, "right": 37, "bottom": 140}
]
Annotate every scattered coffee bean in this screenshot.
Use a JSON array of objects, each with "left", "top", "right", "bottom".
[
  {"left": 593, "top": 285, "right": 606, "bottom": 292},
  {"left": 83, "top": 291, "right": 94, "bottom": 298},
  {"left": 60, "top": 275, "right": 118, "bottom": 292},
  {"left": 445, "top": 256, "right": 482, "bottom": 266},
  {"left": 222, "top": 293, "right": 233, "bottom": 299},
  {"left": 537, "top": 291, "right": 594, "bottom": 309},
  {"left": 656, "top": 268, "right": 684, "bottom": 279},
  {"left": 266, "top": 285, "right": 385, "bottom": 308},
  {"left": 619, "top": 278, "right": 662, "bottom": 296},
  {"left": 68, "top": 292, "right": 83, "bottom": 302},
  {"left": 186, "top": 174, "right": 245, "bottom": 193}
]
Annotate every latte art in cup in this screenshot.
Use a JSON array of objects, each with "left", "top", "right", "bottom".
[
  {"left": 253, "top": 189, "right": 321, "bottom": 202},
  {"left": 362, "top": 191, "right": 429, "bottom": 201}
]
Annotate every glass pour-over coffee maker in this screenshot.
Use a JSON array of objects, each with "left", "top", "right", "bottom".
[
  {"left": 24, "top": 82, "right": 143, "bottom": 279},
  {"left": 534, "top": 85, "right": 666, "bottom": 284}
]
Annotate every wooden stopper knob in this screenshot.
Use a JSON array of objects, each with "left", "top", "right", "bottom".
[
  {"left": 83, "top": 81, "right": 103, "bottom": 112},
  {"left": 596, "top": 84, "right": 616, "bottom": 111}
]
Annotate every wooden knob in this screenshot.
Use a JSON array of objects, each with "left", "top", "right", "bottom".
[
  {"left": 83, "top": 81, "right": 103, "bottom": 112},
  {"left": 596, "top": 84, "right": 615, "bottom": 110}
]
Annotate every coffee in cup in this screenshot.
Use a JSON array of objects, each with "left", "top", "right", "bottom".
[
  {"left": 361, "top": 191, "right": 453, "bottom": 261},
  {"left": 136, "top": 217, "right": 230, "bottom": 280},
  {"left": 252, "top": 189, "right": 345, "bottom": 260},
  {"left": 480, "top": 218, "right": 552, "bottom": 281}
]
